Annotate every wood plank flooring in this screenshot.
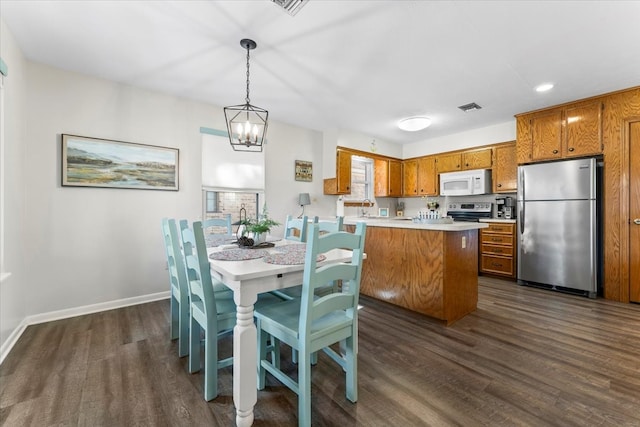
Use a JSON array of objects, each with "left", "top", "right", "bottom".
[{"left": 1, "top": 277, "right": 639, "bottom": 426}]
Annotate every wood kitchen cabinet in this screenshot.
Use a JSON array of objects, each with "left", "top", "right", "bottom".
[
  {"left": 374, "top": 158, "right": 402, "bottom": 197},
  {"left": 323, "top": 148, "right": 352, "bottom": 195},
  {"left": 463, "top": 148, "right": 493, "bottom": 169},
  {"left": 517, "top": 100, "right": 603, "bottom": 163},
  {"left": 402, "top": 159, "right": 418, "bottom": 196},
  {"left": 479, "top": 222, "right": 516, "bottom": 279},
  {"left": 493, "top": 142, "right": 517, "bottom": 193},
  {"left": 402, "top": 156, "right": 437, "bottom": 197},
  {"left": 436, "top": 153, "right": 462, "bottom": 173}
]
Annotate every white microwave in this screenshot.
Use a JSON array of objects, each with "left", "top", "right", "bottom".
[{"left": 440, "top": 169, "right": 492, "bottom": 196}]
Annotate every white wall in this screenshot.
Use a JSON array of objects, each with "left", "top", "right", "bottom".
[
  {"left": 22, "top": 61, "right": 329, "bottom": 318},
  {"left": 0, "top": 18, "right": 28, "bottom": 357},
  {"left": 403, "top": 121, "right": 516, "bottom": 159},
  {"left": 0, "top": 29, "right": 329, "bottom": 357}
]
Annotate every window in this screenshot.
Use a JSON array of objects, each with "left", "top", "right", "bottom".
[
  {"left": 202, "top": 190, "right": 260, "bottom": 224},
  {"left": 344, "top": 155, "right": 373, "bottom": 201}
]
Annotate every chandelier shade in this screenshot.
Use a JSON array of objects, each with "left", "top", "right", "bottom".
[{"left": 224, "top": 39, "right": 269, "bottom": 152}]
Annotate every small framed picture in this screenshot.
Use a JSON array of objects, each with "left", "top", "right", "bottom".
[
  {"left": 378, "top": 208, "right": 389, "bottom": 217},
  {"left": 294, "top": 160, "right": 313, "bottom": 182}
]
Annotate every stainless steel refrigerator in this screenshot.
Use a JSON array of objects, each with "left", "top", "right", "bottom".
[{"left": 517, "top": 157, "right": 599, "bottom": 297}]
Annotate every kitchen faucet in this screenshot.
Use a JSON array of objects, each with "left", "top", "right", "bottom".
[{"left": 360, "top": 199, "right": 372, "bottom": 217}]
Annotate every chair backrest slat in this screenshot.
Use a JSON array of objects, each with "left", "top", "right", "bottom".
[
  {"left": 299, "top": 222, "right": 366, "bottom": 338},
  {"left": 285, "top": 215, "right": 309, "bottom": 242},
  {"left": 162, "top": 218, "right": 189, "bottom": 299},
  {"left": 180, "top": 220, "right": 219, "bottom": 317}
]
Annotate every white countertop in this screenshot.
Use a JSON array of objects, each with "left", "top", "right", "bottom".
[
  {"left": 344, "top": 216, "right": 488, "bottom": 231},
  {"left": 479, "top": 218, "right": 517, "bottom": 224}
]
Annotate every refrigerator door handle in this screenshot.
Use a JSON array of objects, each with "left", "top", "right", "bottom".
[{"left": 519, "top": 169, "right": 525, "bottom": 234}]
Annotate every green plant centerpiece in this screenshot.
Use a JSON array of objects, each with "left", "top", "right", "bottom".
[{"left": 238, "top": 205, "right": 280, "bottom": 247}]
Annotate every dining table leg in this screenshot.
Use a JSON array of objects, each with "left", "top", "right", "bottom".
[{"left": 233, "top": 291, "right": 258, "bottom": 427}]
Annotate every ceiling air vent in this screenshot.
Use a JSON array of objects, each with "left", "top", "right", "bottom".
[
  {"left": 271, "top": 0, "right": 309, "bottom": 16},
  {"left": 458, "top": 102, "right": 482, "bottom": 112}
]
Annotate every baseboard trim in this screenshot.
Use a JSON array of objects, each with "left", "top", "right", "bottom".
[
  {"left": 0, "top": 318, "right": 28, "bottom": 366},
  {"left": 0, "top": 291, "right": 170, "bottom": 365}
]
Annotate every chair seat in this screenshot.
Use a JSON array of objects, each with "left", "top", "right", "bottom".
[{"left": 255, "top": 299, "right": 352, "bottom": 349}]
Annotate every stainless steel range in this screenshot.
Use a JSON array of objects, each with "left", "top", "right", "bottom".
[{"left": 446, "top": 202, "right": 492, "bottom": 222}]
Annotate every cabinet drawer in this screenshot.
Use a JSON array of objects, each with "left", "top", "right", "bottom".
[
  {"left": 481, "top": 255, "right": 514, "bottom": 276},
  {"left": 482, "top": 243, "right": 514, "bottom": 257},
  {"left": 481, "top": 233, "right": 514, "bottom": 246},
  {"left": 485, "top": 223, "right": 514, "bottom": 234}
]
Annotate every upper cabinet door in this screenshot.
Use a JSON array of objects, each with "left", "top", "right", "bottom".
[
  {"left": 531, "top": 109, "right": 563, "bottom": 161},
  {"left": 463, "top": 148, "right": 493, "bottom": 170},
  {"left": 417, "top": 156, "right": 437, "bottom": 196},
  {"left": 564, "top": 101, "right": 603, "bottom": 158},
  {"left": 388, "top": 159, "right": 403, "bottom": 196},
  {"left": 336, "top": 149, "right": 352, "bottom": 194},
  {"left": 436, "top": 153, "right": 462, "bottom": 173},
  {"left": 403, "top": 159, "right": 418, "bottom": 196},
  {"left": 493, "top": 142, "right": 517, "bottom": 193}
]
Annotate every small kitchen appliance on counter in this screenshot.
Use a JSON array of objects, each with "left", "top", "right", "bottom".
[
  {"left": 446, "top": 202, "right": 492, "bottom": 222},
  {"left": 496, "top": 196, "right": 515, "bottom": 219}
]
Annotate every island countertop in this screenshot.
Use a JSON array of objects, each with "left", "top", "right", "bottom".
[{"left": 343, "top": 216, "right": 488, "bottom": 231}]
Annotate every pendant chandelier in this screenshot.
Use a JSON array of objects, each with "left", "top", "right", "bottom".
[{"left": 224, "top": 39, "right": 269, "bottom": 152}]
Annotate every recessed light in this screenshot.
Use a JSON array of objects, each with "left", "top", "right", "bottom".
[
  {"left": 535, "top": 83, "right": 554, "bottom": 92},
  {"left": 398, "top": 116, "right": 431, "bottom": 132}
]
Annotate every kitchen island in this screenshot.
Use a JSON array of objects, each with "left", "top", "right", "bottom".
[{"left": 344, "top": 217, "right": 488, "bottom": 325}]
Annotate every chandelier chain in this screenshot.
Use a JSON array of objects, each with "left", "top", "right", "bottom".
[{"left": 245, "top": 46, "right": 251, "bottom": 104}]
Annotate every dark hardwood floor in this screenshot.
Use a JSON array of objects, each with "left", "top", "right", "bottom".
[{"left": 1, "top": 277, "right": 639, "bottom": 426}]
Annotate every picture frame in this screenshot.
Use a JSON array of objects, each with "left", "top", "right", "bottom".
[
  {"left": 294, "top": 160, "right": 313, "bottom": 182},
  {"left": 62, "top": 134, "right": 179, "bottom": 190},
  {"left": 378, "top": 207, "right": 389, "bottom": 217}
]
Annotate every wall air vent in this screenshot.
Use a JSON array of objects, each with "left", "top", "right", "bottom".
[
  {"left": 271, "top": 0, "right": 309, "bottom": 16},
  {"left": 458, "top": 102, "right": 482, "bottom": 112}
]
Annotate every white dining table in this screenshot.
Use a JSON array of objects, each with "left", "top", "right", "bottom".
[{"left": 207, "top": 240, "right": 358, "bottom": 427}]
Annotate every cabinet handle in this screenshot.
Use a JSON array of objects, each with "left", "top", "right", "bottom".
[
  {"left": 497, "top": 183, "right": 502, "bottom": 187},
  {"left": 465, "top": 163, "right": 469, "bottom": 167},
  {"left": 491, "top": 263, "right": 503, "bottom": 268},
  {"left": 552, "top": 150, "right": 558, "bottom": 154},
  {"left": 634, "top": 219, "right": 640, "bottom": 225},
  {"left": 568, "top": 147, "right": 575, "bottom": 152}
]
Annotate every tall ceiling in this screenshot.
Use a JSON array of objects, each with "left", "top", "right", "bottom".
[{"left": 2, "top": 1, "right": 640, "bottom": 144}]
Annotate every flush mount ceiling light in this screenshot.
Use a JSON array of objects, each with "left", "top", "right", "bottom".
[
  {"left": 224, "top": 39, "right": 269, "bottom": 152},
  {"left": 398, "top": 116, "right": 432, "bottom": 132},
  {"left": 458, "top": 102, "right": 482, "bottom": 112},
  {"left": 535, "top": 83, "right": 554, "bottom": 92}
]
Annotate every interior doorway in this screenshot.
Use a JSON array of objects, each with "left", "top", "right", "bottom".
[{"left": 629, "top": 120, "right": 640, "bottom": 302}]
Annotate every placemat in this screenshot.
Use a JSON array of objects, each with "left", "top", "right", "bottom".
[
  {"left": 209, "top": 248, "right": 269, "bottom": 261},
  {"left": 205, "top": 234, "right": 237, "bottom": 247},
  {"left": 263, "top": 251, "right": 326, "bottom": 265},
  {"left": 274, "top": 243, "right": 307, "bottom": 252}
]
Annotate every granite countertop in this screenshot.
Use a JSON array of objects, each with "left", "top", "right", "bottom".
[
  {"left": 479, "top": 218, "right": 517, "bottom": 224},
  {"left": 344, "top": 216, "right": 488, "bottom": 231}
]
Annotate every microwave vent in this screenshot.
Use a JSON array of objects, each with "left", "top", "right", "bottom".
[{"left": 458, "top": 102, "right": 482, "bottom": 112}]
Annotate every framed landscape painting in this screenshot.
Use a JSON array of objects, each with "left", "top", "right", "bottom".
[{"left": 62, "top": 134, "right": 179, "bottom": 191}]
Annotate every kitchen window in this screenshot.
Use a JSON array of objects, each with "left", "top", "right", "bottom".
[{"left": 344, "top": 155, "right": 373, "bottom": 202}]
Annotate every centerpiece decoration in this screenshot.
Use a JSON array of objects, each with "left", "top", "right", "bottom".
[{"left": 238, "top": 205, "right": 279, "bottom": 247}]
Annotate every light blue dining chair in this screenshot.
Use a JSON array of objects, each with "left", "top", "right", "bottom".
[
  {"left": 161, "top": 218, "right": 190, "bottom": 358},
  {"left": 180, "top": 219, "right": 284, "bottom": 401},
  {"left": 180, "top": 219, "right": 236, "bottom": 401},
  {"left": 254, "top": 222, "right": 367, "bottom": 427},
  {"left": 284, "top": 214, "right": 309, "bottom": 242},
  {"left": 202, "top": 214, "right": 234, "bottom": 247}
]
